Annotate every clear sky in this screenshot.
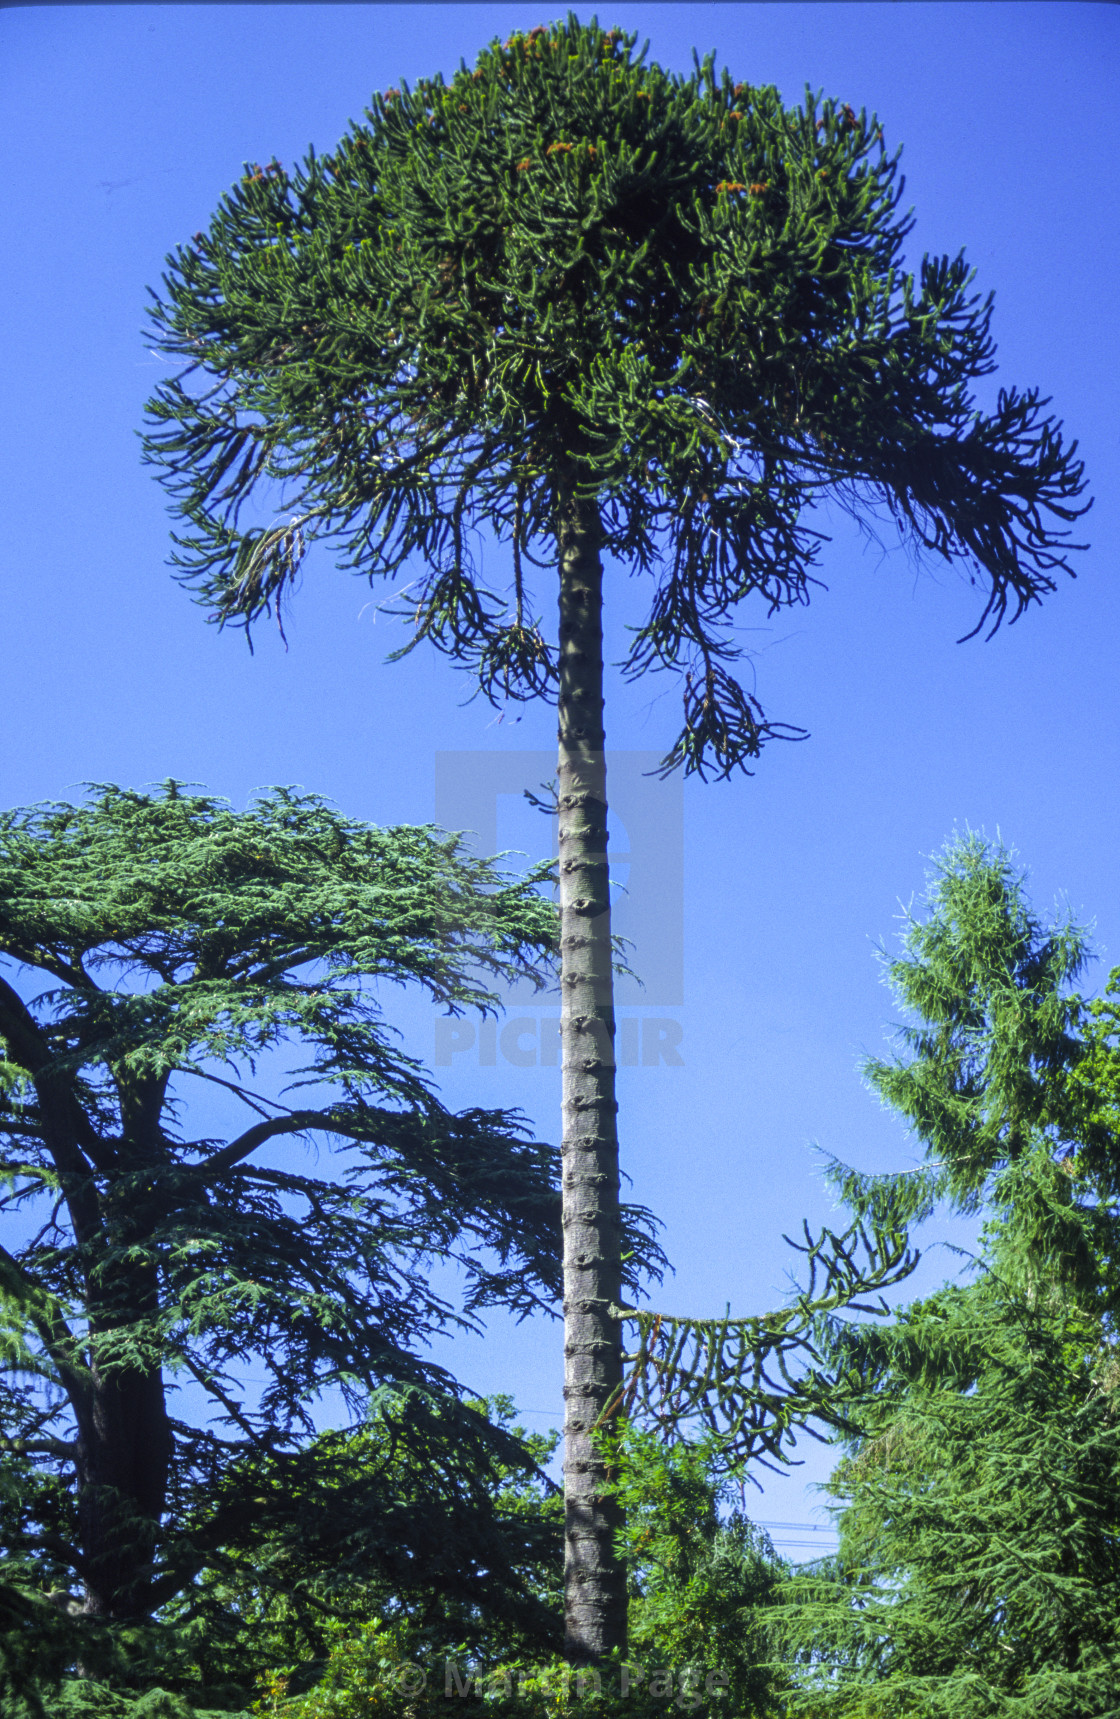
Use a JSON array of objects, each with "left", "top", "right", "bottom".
[{"left": 2, "top": 1, "right": 1117, "bottom": 1550}]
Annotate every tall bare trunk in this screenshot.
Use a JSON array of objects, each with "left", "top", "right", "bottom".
[{"left": 556, "top": 477, "right": 626, "bottom": 1664}]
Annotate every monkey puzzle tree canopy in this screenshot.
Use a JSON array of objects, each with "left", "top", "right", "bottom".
[
  {"left": 143, "top": 16, "right": 1086, "bottom": 775},
  {"left": 141, "top": 15, "right": 1090, "bottom": 1664}
]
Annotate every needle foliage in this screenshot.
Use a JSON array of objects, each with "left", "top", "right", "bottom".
[
  {"left": 0, "top": 783, "right": 663, "bottom": 1686},
  {"left": 142, "top": 16, "right": 1088, "bottom": 779},
  {"left": 140, "top": 10, "right": 1091, "bottom": 1664},
  {"left": 777, "top": 837, "right": 1120, "bottom": 1718}
]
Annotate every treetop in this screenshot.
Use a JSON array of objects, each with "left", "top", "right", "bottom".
[
  {"left": 0, "top": 780, "right": 557, "bottom": 1094},
  {"left": 144, "top": 14, "right": 1088, "bottom": 778}
]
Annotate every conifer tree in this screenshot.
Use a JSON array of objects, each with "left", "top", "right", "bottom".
[
  {"left": 0, "top": 783, "right": 665, "bottom": 1672},
  {"left": 777, "top": 837, "right": 1120, "bottom": 1717},
  {"left": 141, "top": 19, "right": 1088, "bottom": 1659}
]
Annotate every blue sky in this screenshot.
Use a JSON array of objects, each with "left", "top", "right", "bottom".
[{"left": 2, "top": 1, "right": 1117, "bottom": 1546}]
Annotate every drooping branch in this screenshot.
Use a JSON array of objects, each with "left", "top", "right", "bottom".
[
  {"left": 146, "top": 33, "right": 1093, "bottom": 769},
  {"left": 607, "top": 1201, "right": 919, "bottom": 1472}
]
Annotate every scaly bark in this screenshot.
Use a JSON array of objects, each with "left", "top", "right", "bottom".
[{"left": 555, "top": 476, "right": 626, "bottom": 1663}]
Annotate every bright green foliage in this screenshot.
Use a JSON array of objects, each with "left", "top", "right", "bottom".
[
  {"left": 0, "top": 785, "right": 663, "bottom": 1687},
  {"left": 142, "top": 18, "right": 1088, "bottom": 778},
  {"left": 864, "top": 830, "right": 1090, "bottom": 1213},
  {"left": 776, "top": 836, "right": 1120, "bottom": 1717},
  {"left": 782, "top": 1283, "right": 1120, "bottom": 1719},
  {"left": 610, "top": 1428, "right": 786, "bottom": 1716},
  {"left": 260, "top": 1626, "right": 742, "bottom": 1719},
  {"left": 1066, "top": 969, "right": 1120, "bottom": 1213}
]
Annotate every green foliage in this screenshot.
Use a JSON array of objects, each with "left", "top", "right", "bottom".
[
  {"left": 1065, "top": 967, "right": 1120, "bottom": 1217},
  {"left": 9, "top": 1681, "right": 235, "bottom": 1719},
  {"left": 0, "top": 784, "right": 664, "bottom": 1692},
  {"left": 254, "top": 1426, "right": 788, "bottom": 1719},
  {"left": 253, "top": 1632, "right": 745, "bottom": 1719},
  {"left": 863, "top": 830, "right": 1090, "bottom": 1212},
  {"left": 142, "top": 17, "right": 1088, "bottom": 778},
  {"left": 161, "top": 1394, "right": 564, "bottom": 1692},
  {"left": 138, "top": 13, "right": 1091, "bottom": 1666},
  {"left": 782, "top": 1285, "right": 1120, "bottom": 1719},
  {"left": 611, "top": 1161, "right": 928, "bottom": 1469},
  {"left": 610, "top": 1427, "right": 786, "bottom": 1715},
  {"left": 776, "top": 835, "right": 1120, "bottom": 1717}
]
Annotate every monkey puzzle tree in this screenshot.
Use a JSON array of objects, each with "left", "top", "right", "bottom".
[{"left": 142, "top": 17, "right": 1088, "bottom": 1660}]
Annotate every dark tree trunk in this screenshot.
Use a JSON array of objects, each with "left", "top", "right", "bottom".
[
  {"left": 34, "top": 1072, "right": 175, "bottom": 1624},
  {"left": 75, "top": 1359, "right": 171, "bottom": 1620},
  {"left": 74, "top": 1217, "right": 173, "bottom": 1622},
  {"left": 555, "top": 476, "right": 626, "bottom": 1664}
]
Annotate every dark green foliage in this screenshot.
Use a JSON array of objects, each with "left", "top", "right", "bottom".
[
  {"left": 0, "top": 784, "right": 663, "bottom": 1691},
  {"left": 5, "top": 1681, "right": 227, "bottom": 1719},
  {"left": 140, "top": 14, "right": 1091, "bottom": 1664},
  {"left": 254, "top": 1424, "right": 788, "bottom": 1719},
  {"left": 612, "top": 1162, "right": 926, "bottom": 1470},
  {"left": 142, "top": 17, "right": 1088, "bottom": 779},
  {"left": 136, "top": 9, "right": 1095, "bottom": 1674},
  {"left": 159, "top": 1392, "right": 564, "bottom": 1691},
  {"left": 777, "top": 836, "right": 1120, "bottom": 1717}
]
